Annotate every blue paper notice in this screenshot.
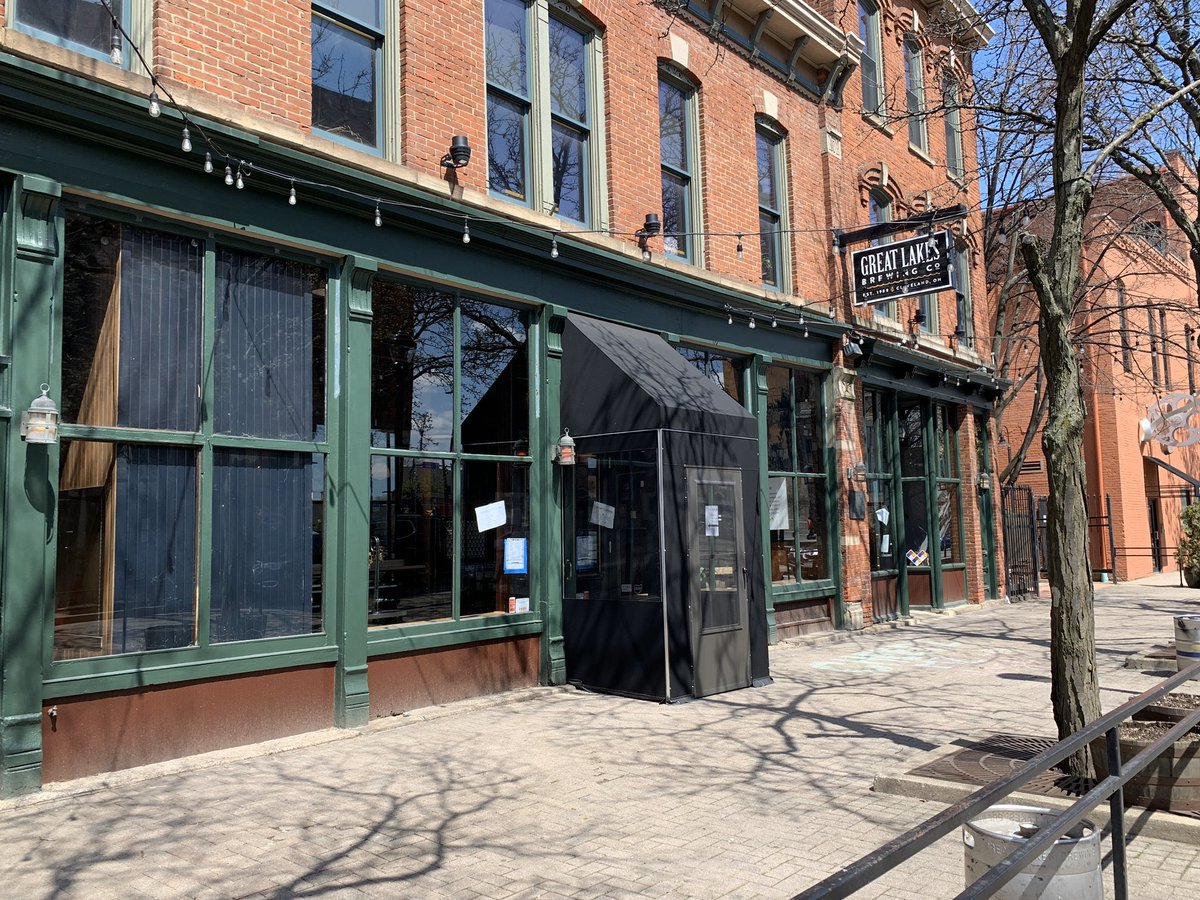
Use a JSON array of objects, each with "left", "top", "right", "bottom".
[{"left": 503, "top": 538, "right": 528, "bottom": 574}]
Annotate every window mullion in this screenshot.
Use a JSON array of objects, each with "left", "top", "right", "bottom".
[
  {"left": 531, "top": 4, "right": 552, "bottom": 215},
  {"left": 196, "top": 240, "right": 218, "bottom": 647}
]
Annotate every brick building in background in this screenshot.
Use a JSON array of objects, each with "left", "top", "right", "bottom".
[
  {"left": 996, "top": 165, "right": 1200, "bottom": 583},
  {"left": 0, "top": 0, "right": 1000, "bottom": 794}
]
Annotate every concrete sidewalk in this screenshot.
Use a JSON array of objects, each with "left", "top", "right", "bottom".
[{"left": 3, "top": 576, "right": 1200, "bottom": 899}]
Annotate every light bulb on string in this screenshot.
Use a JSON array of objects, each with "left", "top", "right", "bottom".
[
  {"left": 235, "top": 166, "right": 245, "bottom": 190},
  {"left": 748, "top": 315, "right": 757, "bottom": 330},
  {"left": 771, "top": 315, "right": 778, "bottom": 328},
  {"left": 800, "top": 317, "right": 809, "bottom": 338},
  {"left": 224, "top": 165, "right": 234, "bottom": 186},
  {"left": 727, "top": 312, "right": 733, "bottom": 326},
  {"left": 736, "top": 234, "right": 744, "bottom": 260},
  {"left": 180, "top": 127, "right": 192, "bottom": 154},
  {"left": 203, "top": 152, "right": 213, "bottom": 174},
  {"left": 148, "top": 90, "right": 161, "bottom": 118},
  {"left": 109, "top": 32, "right": 123, "bottom": 66},
  {"left": 462, "top": 220, "right": 471, "bottom": 244},
  {"left": 550, "top": 237, "right": 559, "bottom": 259},
  {"left": 374, "top": 203, "right": 382, "bottom": 227},
  {"left": 288, "top": 182, "right": 297, "bottom": 206}
]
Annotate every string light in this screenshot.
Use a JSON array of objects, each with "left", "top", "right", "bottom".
[
  {"left": 374, "top": 202, "right": 383, "bottom": 227},
  {"left": 749, "top": 315, "right": 757, "bottom": 329},
  {"left": 736, "top": 234, "right": 744, "bottom": 260},
  {"left": 224, "top": 165, "right": 234, "bottom": 186},
  {"left": 235, "top": 165, "right": 245, "bottom": 190},
  {"left": 288, "top": 182, "right": 297, "bottom": 206},
  {"left": 109, "top": 32, "right": 122, "bottom": 66},
  {"left": 203, "top": 152, "right": 213, "bottom": 174},
  {"left": 550, "top": 237, "right": 559, "bottom": 259},
  {"left": 728, "top": 311, "right": 734, "bottom": 325},
  {"left": 147, "top": 90, "right": 161, "bottom": 118},
  {"left": 462, "top": 220, "right": 471, "bottom": 244},
  {"left": 180, "top": 127, "right": 192, "bottom": 154},
  {"left": 772, "top": 315, "right": 778, "bottom": 328}
]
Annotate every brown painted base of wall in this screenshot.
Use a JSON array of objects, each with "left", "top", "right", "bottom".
[
  {"left": 774, "top": 598, "right": 834, "bottom": 641},
  {"left": 41, "top": 665, "right": 334, "bottom": 784},
  {"left": 369, "top": 636, "right": 539, "bottom": 719}
]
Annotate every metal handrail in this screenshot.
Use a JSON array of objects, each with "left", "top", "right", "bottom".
[{"left": 794, "top": 662, "right": 1200, "bottom": 899}]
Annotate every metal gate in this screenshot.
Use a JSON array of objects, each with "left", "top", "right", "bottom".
[{"left": 1001, "top": 485, "right": 1039, "bottom": 597}]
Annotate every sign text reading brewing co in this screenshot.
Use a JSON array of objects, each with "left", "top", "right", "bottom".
[{"left": 851, "top": 230, "right": 953, "bottom": 307}]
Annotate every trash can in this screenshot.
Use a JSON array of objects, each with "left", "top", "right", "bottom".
[
  {"left": 1176, "top": 615, "right": 1200, "bottom": 675},
  {"left": 963, "top": 805, "right": 1102, "bottom": 899}
]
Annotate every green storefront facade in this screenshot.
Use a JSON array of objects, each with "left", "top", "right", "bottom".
[{"left": 0, "top": 53, "right": 998, "bottom": 795}]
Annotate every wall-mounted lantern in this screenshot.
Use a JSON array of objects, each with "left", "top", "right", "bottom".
[{"left": 20, "top": 384, "right": 59, "bottom": 445}]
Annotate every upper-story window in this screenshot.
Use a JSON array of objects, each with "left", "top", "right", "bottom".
[
  {"left": 14, "top": 0, "right": 127, "bottom": 63},
  {"left": 952, "top": 241, "right": 973, "bottom": 345},
  {"left": 904, "top": 36, "right": 928, "bottom": 151},
  {"left": 869, "top": 190, "right": 894, "bottom": 319},
  {"left": 485, "top": 0, "right": 602, "bottom": 224},
  {"left": 312, "top": 1, "right": 383, "bottom": 151},
  {"left": 859, "top": 1, "right": 885, "bottom": 117},
  {"left": 944, "top": 79, "right": 965, "bottom": 179},
  {"left": 660, "top": 66, "right": 701, "bottom": 263},
  {"left": 756, "top": 120, "right": 789, "bottom": 291},
  {"left": 1117, "top": 283, "right": 1132, "bottom": 372}
]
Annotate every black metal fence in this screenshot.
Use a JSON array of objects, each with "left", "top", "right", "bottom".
[{"left": 1000, "top": 485, "right": 1038, "bottom": 597}]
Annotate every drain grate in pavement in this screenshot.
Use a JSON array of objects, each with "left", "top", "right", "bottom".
[{"left": 910, "top": 733, "right": 1097, "bottom": 799}]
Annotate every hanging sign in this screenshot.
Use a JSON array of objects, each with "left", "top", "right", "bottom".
[
  {"left": 1140, "top": 393, "right": 1200, "bottom": 447},
  {"left": 851, "top": 230, "right": 953, "bottom": 307}
]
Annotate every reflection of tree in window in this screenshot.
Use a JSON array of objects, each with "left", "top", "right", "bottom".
[
  {"left": 311, "top": 9, "right": 379, "bottom": 148},
  {"left": 486, "top": 0, "right": 530, "bottom": 200},
  {"left": 548, "top": 18, "right": 587, "bottom": 220},
  {"left": 461, "top": 300, "right": 529, "bottom": 455}
]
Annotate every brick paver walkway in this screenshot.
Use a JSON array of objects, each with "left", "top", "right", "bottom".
[{"left": 3, "top": 574, "right": 1200, "bottom": 898}]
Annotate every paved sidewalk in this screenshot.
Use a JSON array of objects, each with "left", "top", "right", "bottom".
[{"left": 4, "top": 575, "right": 1200, "bottom": 898}]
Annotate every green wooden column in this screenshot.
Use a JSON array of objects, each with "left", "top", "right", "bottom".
[
  {"left": 333, "top": 255, "right": 376, "bottom": 728},
  {"left": 0, "top": 175, "right": 61, "bottom": 796},
  {"left": 752, "top": 356, "right": 777, "bottom": 644},
  {"left": 539, "top": 308, "right": 566, "bottom": 685}
]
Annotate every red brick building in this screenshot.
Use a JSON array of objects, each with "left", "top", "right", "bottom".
[
  {"left": 0, "top": 0, "right": 1001, "bottom": 793},
  {"left": 997, "top": 168, "right": 1200, "bottom": 582}
]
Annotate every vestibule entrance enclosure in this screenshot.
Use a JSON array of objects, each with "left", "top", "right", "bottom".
[{"left": 559, "top": 315, "right": 768, "bottom": 701}]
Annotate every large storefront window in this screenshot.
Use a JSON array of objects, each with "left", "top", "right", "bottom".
[
  {"left": 369, "top": 283, "right": 532, "bottom": 626},
  {"left": 936, "top": 404, "right": 967, "bottom": 603},
  {"left": 53, "top": 213, "right": 327, "bottom": 660},
  {"left": 863, "top": 389, "right": 896, "bottom": 572},
  {"left": 676, "top": 346, "right": 745, "bottom": 406},
  {"left": 765, "top": 366, "right": 829, "bottom": 584}
]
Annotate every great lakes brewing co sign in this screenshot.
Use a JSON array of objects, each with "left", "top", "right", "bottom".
[{"left": 851, "top": 230, "right": 953, "bottom": 307}]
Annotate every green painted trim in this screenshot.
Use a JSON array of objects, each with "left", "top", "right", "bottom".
[
  {"left": 771, "top": 582, "right": 837, "bottom": 602},
  {"left": 367, "top": 617, "right": 544, "bottom": 657},
  {"left": 43, "top": 645, "right": 341, "bottom": 698},
  {"left": 751, "top": 357, "right": 777, "bottom": 643},
  {"left": 541, "top": 308, "right": 567, "bottom": 684}
]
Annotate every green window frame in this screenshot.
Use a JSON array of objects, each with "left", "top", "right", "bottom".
[
  {"left": 659, "top": 64, "right": 702, "bottom": 264},
  {"left": 312, "top": 0, "right": 385, "bottom": 152},
  {"left": 951, "top": 241, "right": 972, "bottom": 344},
  {"left": 755, "top": 117, "right": 790, "bottom": 292},
  {"left": 367, "top": 280, "right": 538, "bottom": 634},
  {"left": 904, "top": 35, "right": 927, "bottom": 151},
  {"left": 943, "top": 79, "right": 964, "bottom": 179},
  {"left": 765, "top": 366, "right": 832, "bottom": 588},
  {"left": 934, "top": 403, "right": 967, "bottom": 602},
  {"left": 863, "top": 388, "right": 897, "bottom": 575},
  {"left": 51, "top": 208, "right": 333, "bottom": 669},
  {"left": 858, "top": 0, "right": 885, "bottom": 118}
]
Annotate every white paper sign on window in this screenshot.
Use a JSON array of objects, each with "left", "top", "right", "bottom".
[
  {"left": 475, "top": 500, "right": 507, "bottom": 532},
  {"left": 768, "top": 477, "right": 790, "bottom": 530},
  {"left": 590, "top": 501, "right": 616, "bottom": 529}
]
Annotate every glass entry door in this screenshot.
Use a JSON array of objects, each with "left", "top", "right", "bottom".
[{"left": 686, "top": 467, "right": 750, "bottom": 697}]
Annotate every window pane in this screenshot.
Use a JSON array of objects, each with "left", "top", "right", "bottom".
[
  {"left": 214, "top": 250, "right": 326, "bottom": 441},
  {"left": 61, "top": 215, "right": 203, "bottom": 431},
  {"left": 676, "top": 348, "right": 744, "bottom": 406},
  {"left": 899, "top": 403, "right": 925, "bottom": 476},
  {"left": 794, "top": 372, "right": 824, "bottom": 473},
  {"left": 569, "top": 448, "right": 661, "bottom": 602},
  {"left": 766, "top": 366, "right": 795, "bottom": 472},
  {"left": 759, "top": 211, "right": 780, "bottom": 286},
  {"left": 768, "top": 477, "right": 796, "bottom": 583},
  {"left": 369, "top": 456, "right": 453, "bottom": 625},
  {"left": 797, "top": 477, "right": 829, "bottom": 581},
  {"left": 487, "top": 92, "right": 528, "bottom": 200},
  {"left": 756, "top": 132, "right": 777, "bottom": 210},
  {"left": 54, "top": 442, "right": 197, "bottom": 660},
  {"left": 312, "top": 16, "right": 377, "bottom": 147},
  {"left": 939, "top": 485, "right": 963, "bottom": 564},
  {"left": 903, "top": 480, "right": 931, "bottom": 566},
  {"left": 460, "top": 461, "right": 531, "bottom": 617},
  {"left": 661, "top": 170, "right": 690, "bottom": 258},
  {"left": 18, "top": 0, "right": 121, "bottom": 55},
  {"left": 905, "top": 38, "right": 925, "bottom": 147},
  {"left": 318, "top": 0, "right": 380, "bottom": 29},
  {"left": 868, "top": 478, "right": 895, "bottom": 570},
  {"left": 549, "top": 18, "right": 587, "bottom": 123},
  {"left": 485, "top": 0, "right": 528, "bottom": 96},
  {"left": 551, "top": 120, "right": 586, "bottom": 222},
  {"left": 461, "top": 301, "right": 530, "bottom": 455},
  {"left": 659, "top": 80, "right": 687, "bottom": 172},
  {"left": 371, "top": 283, "right": 454, "bottom": 451},
  {"left": 864, "top": 390, "right": 887, "bottom": 474},
  {"left": 859, "top": 2, "right": 881, "bottom": 112},
  {"left": 211, "top": 450, "right": 323, "bottom": 642}
]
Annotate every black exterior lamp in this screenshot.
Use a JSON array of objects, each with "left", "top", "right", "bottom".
[
  {"left": 635, "top": 213, "right": 661, "bottom": 261},
  {"left": 441, "top": 135, "right": 472, "bottom": 169},
  {"left": 843, "top": 329, "right": 865, "bottom": 364}
]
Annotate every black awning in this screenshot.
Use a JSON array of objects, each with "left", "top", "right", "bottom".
[{"left": 562, "top": 314, "right": 756, "bottom": 439}]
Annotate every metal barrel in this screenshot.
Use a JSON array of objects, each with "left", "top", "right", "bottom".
[
  {"left": 963, "top": 805, "right": 1102, "bottom": 899},
  {"left": 1176, "top": 615, "right": 1200, "bottom": 674}
]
